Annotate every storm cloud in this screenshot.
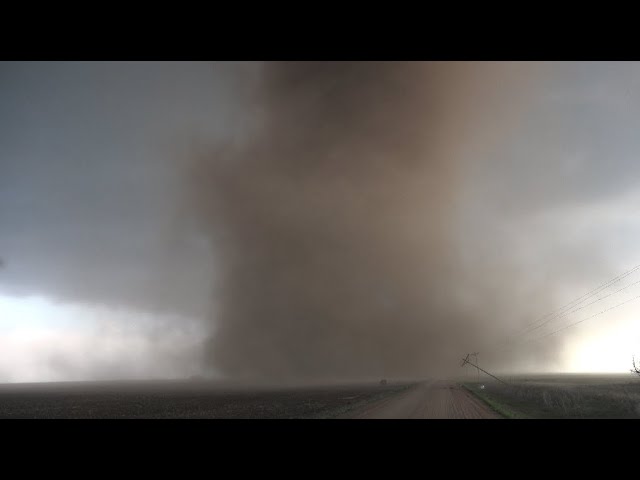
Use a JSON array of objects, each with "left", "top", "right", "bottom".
[{"left": 4, "top": 61, "right": 640, "bottom": 382}]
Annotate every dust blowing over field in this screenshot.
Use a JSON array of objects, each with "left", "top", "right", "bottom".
[{"left": 190, "top": 62, "right": 538, "bottom": 382}]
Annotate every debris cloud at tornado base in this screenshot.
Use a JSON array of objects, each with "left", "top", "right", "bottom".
[{"left": 188, "top": 61, "right": 561, "bottom": 383}]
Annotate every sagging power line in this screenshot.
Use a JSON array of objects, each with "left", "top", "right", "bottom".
[
  {"left": 515, "top": 263, "right": 640, "bottom": 338},
  {"left": 490, "top": 264, "right": 640, "bottom": 355},
  {"left": 526, "top": 291, "right": 640, "bottom": 343},
  {"left": 465, "top": 262, "right": 640, "bottom": 375},
  {"left": 519, "top": 276, "right": 640, "bottom": 339}
]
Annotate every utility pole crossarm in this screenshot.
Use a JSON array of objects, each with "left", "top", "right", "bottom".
[{"left": 460, "top": 354, "right": 470, "bottom": 367}]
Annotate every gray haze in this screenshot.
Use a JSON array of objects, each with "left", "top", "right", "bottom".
[{"left": 3, "top": 61, "right": 640, "bottom": 382}]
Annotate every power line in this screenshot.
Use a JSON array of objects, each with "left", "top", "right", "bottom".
[
  {"left": 513, "top": 263, "right": 640, "bottom": 338},
  {"left": 468, "top": 263, "right": 640, "bottom": 360},
  {"left": 526, "top": 291, "right": 640, "bottom": 343},
  {"left": 494, "top": 276, "right": 640, "bottom": 353},
  {"left": 516, "top": 263, "right": 640, "bottom": 336},
  {"left": 520, "top": 276, "right": 640, "bottom": 338}
]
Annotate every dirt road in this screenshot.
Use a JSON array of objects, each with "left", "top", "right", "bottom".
[{"left": 342, "top": 381, "right": 501, "bottom": 419}]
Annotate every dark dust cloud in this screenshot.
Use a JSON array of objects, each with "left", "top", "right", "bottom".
[{"left": 189, "top": 62, "right": 555, "bottom": 382}]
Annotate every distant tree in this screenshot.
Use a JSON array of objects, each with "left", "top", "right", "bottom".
[{"left": 631, "top": 356, "right": 640, "bottom": 377}]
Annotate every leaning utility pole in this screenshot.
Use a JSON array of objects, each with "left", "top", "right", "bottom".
[{"left": 461, "top": 355, "right": 508, "bottom": 385}]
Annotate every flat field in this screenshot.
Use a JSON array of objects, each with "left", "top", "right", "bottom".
[
  {"left": 0, "top": 380, "right": 413, "bottom": 419},
  {"left": 463, "top": 373, "right": 640, "bottom": 418}
]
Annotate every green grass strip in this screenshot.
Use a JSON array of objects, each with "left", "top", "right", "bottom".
[{"left": 461, "top": 383, "right": 528, "bottom": 419}]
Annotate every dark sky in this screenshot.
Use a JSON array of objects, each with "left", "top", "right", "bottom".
[{"left": 0, "top": 62, "right": 244, "bottom": 317}]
